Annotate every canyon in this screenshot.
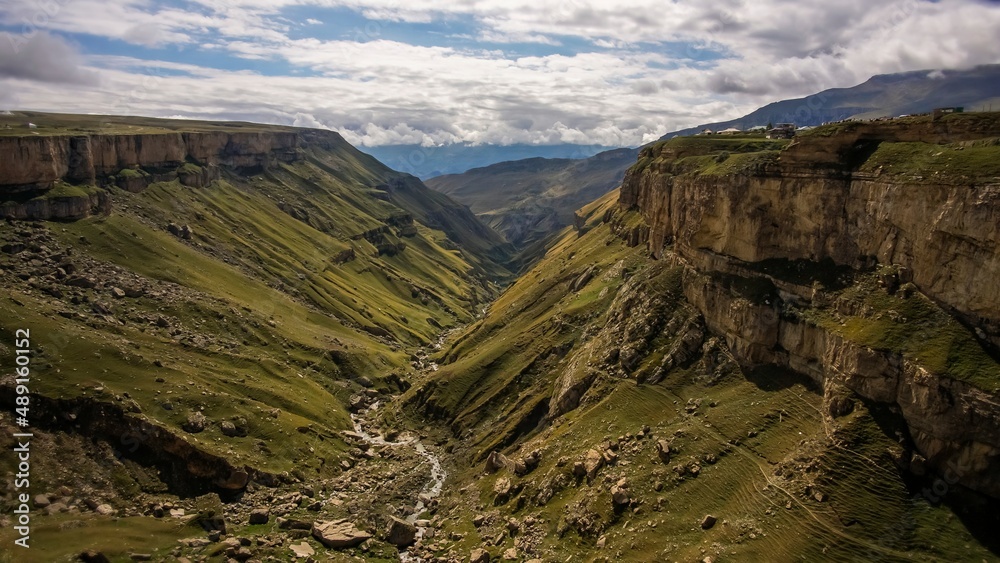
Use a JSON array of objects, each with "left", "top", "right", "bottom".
[{"left": 1, "top": 111, "right": 999, "bottom": 561}]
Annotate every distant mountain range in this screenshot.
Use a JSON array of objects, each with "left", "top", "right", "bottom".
[
  {"left": 359, "top": 143, "right": 618, "bottom": 179},
  {"left": 421, "top": 64, "right": 1000, "bottom": 267},
  {"left": 425, "top": 148, "right": 637, "bottom": 265},
  {"left": 662, "top": 64, "right": 1000, "bottom": 138}
]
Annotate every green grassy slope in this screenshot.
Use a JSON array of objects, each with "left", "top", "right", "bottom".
[
  {"left": 405, "top": 139, "right": 1000, "bottom": 559},
  {"left": 0, "top": 116, "right": 511, "bottom": 487}
]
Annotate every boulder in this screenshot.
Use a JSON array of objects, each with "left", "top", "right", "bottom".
[
  {"left": 33, "top": 494, "right": 51, "bottom": 508},
  {"left": 583, "top": 448, "right": 604, "bottom": 480},
  {"left": 183, "top": 412, "right": 206, "bottom": 433},
  {"left": 248, "top": 508, "right": 269, "bottom": 525},
  {"left": 493, "top": 477, "right": 512, "bottom": 497},
  {"left": 700, "top": 515, "right": 717, "bottom": 530},
  {"left": 311, "top": 519, "right": 371, "bottom": 549},
  {"left": 656, "top": 439, "right": 672, "bottom": 463},
  {"left": 214, "top": 468, "right": 249, "bottom": 490},
  {"left": 469, "top": 548, "right": 491, "bottom": 563},
  {"left": 610, "top": 479, "right": 630, "bottom": 508},
  {"left": 386, "top": 516, "right": 417, "bottom": 547},
  {"left": 65, "top": 275, "right": 97, "bottom": 288},
  {"left": 485, "top": 450, "right": 510, "bottom": 473},
  {"left": 278, "top": 517, "right": 312, "bottom": 531}
]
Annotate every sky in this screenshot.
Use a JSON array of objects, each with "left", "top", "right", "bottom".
[{"left": 1, "top": 0, "right": 999, "bottom": 148}]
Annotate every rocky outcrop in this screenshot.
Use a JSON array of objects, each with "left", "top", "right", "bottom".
[
  {"left": 682, "top": 268, "right": 1000, "bottom": 497},
  {"left": 0, "top": 188, "right": 110, "bottom": 220},
  {"left": 0, "top": 388, "right": 273, "bottom": 496},
  {"left": 0, "top": 129, "right": 306, "bottom": 221},
  {"left": 623, "top": 168, "right": 1000, "bottom": 348},
  {"left": 0, "top": 131, "right": 301, "bottom": 193},
  {"left": 619, "top": 116, "right": 1000, "bottom": 497}
]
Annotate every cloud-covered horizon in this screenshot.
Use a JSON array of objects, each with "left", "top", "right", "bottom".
[{"left": 1, "top": 0, "right": 999, "bottom": 147}]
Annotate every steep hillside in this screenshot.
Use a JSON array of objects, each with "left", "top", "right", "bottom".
[
  {"left": 403, "top": 112, "right": 1000, "bottom": 561},
  {"left": 426, "top": 148, "right": 637, "bottom": 263},
  {"left": 663, "top": 64, "right": 1000, "bottom": 137},
  {"left": 0, "top": 112, "right": 511, "bottom": 560}
]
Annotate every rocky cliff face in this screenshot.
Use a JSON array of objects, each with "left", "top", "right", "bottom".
[
  {"left": 619, "top": 114, "right": 1000, "bottom": 497},
  {"left": 0, "top": 131, "right": 301, "bottom": 191},
  {"left": 0, "top": 130, "right": 305, "bottom": 220}
]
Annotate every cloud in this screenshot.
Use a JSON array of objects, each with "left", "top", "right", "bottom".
[
  {"left": 0, "top": 0, "right": 998, "bottom": 146},
  {"left": 0, "top": 32, "right": 97, "bottom": 85}
]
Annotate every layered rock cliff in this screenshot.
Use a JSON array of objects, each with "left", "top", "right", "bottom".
[
  {"left": 0, "top": 131, "right": 300, "bottom": 191},
  {"left": 619, "top": 112, "right": 1000, "bottom": 497},
  {"left": 0, "top": 129, "right": 303, "bottom": 220}
]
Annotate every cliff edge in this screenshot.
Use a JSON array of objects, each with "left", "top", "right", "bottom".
[{"left": 619, "top": 112, "right": 1000, "bottom": 497}]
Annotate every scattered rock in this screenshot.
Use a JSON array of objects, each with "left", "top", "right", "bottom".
[
  {"left": 656, "top": 439, "right": 672, "bottom": 463},
  {"left": 583, "top": 448, "right": 605, "bottom": 480},
  {"left": 494, "top": 477, "right": 512, "bottom": 500},
  {"left": 248, "top": 508, "right": 269, "bottom": 525},
  {"left": 278, "top": 518, "right": 312, "bottom": 531},
  {"left": 311, "top": 519, "right": 372, "bottom": 548},
  {"left": 65, "top": 275, "right": 97, "bottom": 288},
  {"left": 91, "top": 301, "right": 112, "bottom": 315},
  {"left": 610, "top": 479, "right": 630, "bottom": 508},
  {"left": 46, "top": 502, "right": 68, "bottom": 515},
  {"left": 485, "top": 450, "right": 510, "bottom": 473},
  {"left": 289, "top": 542, "right": 315, "bottom": 558}
]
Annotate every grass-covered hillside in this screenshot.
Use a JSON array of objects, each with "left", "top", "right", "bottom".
[
  {"left": 403, "top": 129, "right": 1000, "bottom": 560},
  {"left": 0, "top": 114, "right": 514, "bottom": 560}
]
